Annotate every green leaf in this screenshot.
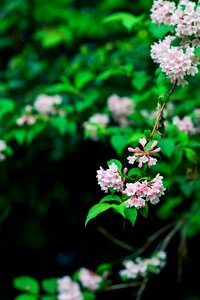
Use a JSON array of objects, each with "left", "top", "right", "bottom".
[
  {"left": 139, "top": 203, "right": 148, "bottom": 218},
  {"left": 149, "top": 23, "right": 174, "bottom": 39},
  {"left": 75, "top": 71, "right": 94, "bottom": 89},
  {"left": 125, "top": 207, "right": 137, "bottom": 226},
  {"left": 127, "top": 168, "right": 143, "bottom": 178},
  {"left": 96, "top": 69, "right": 125, "bottom": 82},
  {"left": 170, "top": 37, "right": 182, "bottom": 47},
  {"left": 14, "top": 294, "right": 38, "bottom": 300},
  {"left": 110, "top": 134, "right": 127, "bottom": 156},
  {"left": 144, "top": 130, "right": 151, "bottom": 138},
  {"left": 194, "top": 47, "right": 200, "bottom": 55},
  {"left": 184, "top": 148, "right": 198, "bottom": 164},
  {"left": 159, "top": 138, "right": 175, "bottom": 158},
  {"left": 112, "top": 202, "right": 127, "bottom": 218},
  {"left": 50, "top": 117, "right": 68, "bottom": 135},
  {"left": 0, "top": 98, "right": 15, "bottom": 118},
  {"left": 85, "top": 203, "right": 113, "bottom": 226},
  {"left": 41, "top": 278, "right": 57, "bottom": 294},
  {"left": 156, "top": 71, "right": 166, "bottom": 85},
  {"left": 13, "top": 276, "right": 39, "bottom": 294},
  {"left": 14, "top": 129, "right": 27, "bottom": 145},
  {"left": 100, "top": 195, "right": 122, "bottom": 203},
  {"left": 96, "top": 263, "right": 112, "bottom": 274},
  {"left": 107, "top": 159, "right": 122, "bottom": 172},
  {"left": 83, "top": 290, "right": 96, "bottom": 300},
  {"left": 103, "top": 12, "right": 144, "bottom": 32},
  {"left": 131, "top": 71, "right": 150, "bottom": 91},
  {"left": 41, "top": 297, "right": 57, "bottom": 300}
]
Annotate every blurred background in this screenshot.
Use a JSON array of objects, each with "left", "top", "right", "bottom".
[{"left": 0, "top": 0, "right": 200, "bottom": 299}]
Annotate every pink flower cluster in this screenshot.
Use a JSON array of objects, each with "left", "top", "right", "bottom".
[
  {"left": 96, "top": 162, "right": 124, "bottom": 193},
  {"left": 124, "top": 174, "right": 166, "bottom": 209},
  {"left": 127, "top": 138, "right": 161, "bottom": 168},
  {"left": 57, "top": 276, "right": 83, "bottom": 300},
  {"left": 16, "top": 106, "right": 36, "bottom": 126},
  {"left": 172, "top": 115, "right": 196, "bottom": 134},
  {"left": 150, "top": 0, "right": 200, "bottom": 85},
  {"left": 0, "top": 140, "right": 7, "bottom": 162},
  {"left": 107, "top": 94, "right": 135, "bottom": 127},
  {"left": 78, "top": 268, "right": 102, "bottom": 291},
  {"left": 34, "top": 94, "right": 62, "bottom": 115},
  {"left": 151, "top": 0, "right": 200, "bottom": 37},
  {"left": 151, "top": 36, "right": 199, "bottom": 86},
  {"left": 83, "top": 113, "right": 109, "bottom": 141},
  {"left": 119, "top": 251, "right": 167, "bottom": 280}
]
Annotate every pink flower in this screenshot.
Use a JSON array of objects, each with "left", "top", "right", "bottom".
[
  {"left": 151, "top": 0, "right": 176, "bottom": 25},
  {"left": 127, "top": 138, "right": 160, "bottom": 168},
  {"left": 97, "top": 163, "right": 124, "bottom": 193},
  {"left": 172, "top": 116, "right": 196, "bottom": 134},
  {"left": 79, "top": 268, "right": 102, "bottom": 291}
]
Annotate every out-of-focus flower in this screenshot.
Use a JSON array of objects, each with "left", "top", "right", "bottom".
[
  {"left": 83, "top": 113, "right": 109, "bottom": 141},
  {"left": 57, "top": 276, "right": 83, "bottom": 300},
  {"left": 79, "top": 268, "right": 102, "bottom": 291},
  {"left": 34, "top": 94, "right": 62, "bottom": 115},
  {"left": 107, "top": 94, "right": 135, "bottom": 127}
]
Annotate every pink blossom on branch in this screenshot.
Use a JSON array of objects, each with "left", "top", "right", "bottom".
[
  {"left": 78, "top": 268, "right": 102, "bottom": 291},
  {"left": 127, "top": 138, "right": 161, "bottom": 168},
  {"left": 96, "top": 162, "right": 124, "bottom": 193},
  {"left": 124, "top": 173, "right": 166, "bottom": 209}
]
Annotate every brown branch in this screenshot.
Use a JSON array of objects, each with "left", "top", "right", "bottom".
[
  {"left": 104, "top": 281, "right": 141, "bottom": 291},
  {"left": 150, "top": 79, "right": 178, "bottom": 138},
  {"left": 97, "top": 225, "right": 136, "bottom": 251}
]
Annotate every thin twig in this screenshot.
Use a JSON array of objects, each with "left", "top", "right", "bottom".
[
  {"left": 135, "top": 278, "right": 148, "bottom": 300},
  {"left": 97, "top": 225, "right": 136, "bottom": 251},
  {"left": 104, "top": 281, "right": 142, "bottom": 291},
  {"left": 150, "top": 80, "right": 178, "bottom": 138}
]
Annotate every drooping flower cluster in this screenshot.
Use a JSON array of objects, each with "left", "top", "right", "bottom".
[
  {"left": 96, "top": 162, "right": 124, "bottom": 193},
  {"left": 34, "top": 94, "right": 63, "bottom": 115},
  {"left": 150, "top": 0, "right": 200, "bottom": 85},
  {"left": 0, "top": 140, "right": 7, "bottom": 162},
  {"left": 83, "top": 113, "right": 109, "bottom": 141},
  {"left": 124, "top": 174, "right": 166, "bottom": 209},
  {"left": 151, "top": 36, "right": 199, "bottom": 86},
  {"left": 57, "top": 276, "right": 83, "bottom": 300},
  {"left": 127, "top": 138, "right": 161, "bottom": 168},
  {"left": 119, "top": 251, "right": 167, "bottom": 280},
  {"left": 78, "top": 268, "right": 102, "bottom": 291},
  {"left": 107, "top": 94, "right": 135, "bottom": 127}
]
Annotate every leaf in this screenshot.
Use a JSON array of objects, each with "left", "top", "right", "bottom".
[
  {"left": 139, "top": 204, "right": 148, "bottom": 218},
  {"left": 14, "top": 129, "right": 27, "bottom": 145},
  {"left": 127, "top": 168, "right": 143, "bottom": 178},
  {"left": 13, "top": 276, "right": 39, "bottom": 294},
  {"left": 0, "top": 98, "right": 15, "bottom": 118},
  {"left": 85, "top": 203, "right": 113, "bottom": 226},
  {"left": 50, "top": 117, "right": 68, "bottom": 135},
  {"left": 41, "top": 278, "right": 57, "bottom": 294},
  {"left": 110, "top": 134, "right": 127, "bottom": 156},
  {"left": 75, "top": 71, "right": 94, "bottom": 89},
  {"left": 112, "top": 202, "right": 127, "bottom": 218},
  {"left": 103, "top": 12, "right": 144, "bottom": 32},
  {"left": 170, "top": 37, "right": 182, "bottom": 47},
  {"left": 184, "top": 148, "right": 198, "bottom": 164},
  {"left": 41, "top": 296, "right": 57, "bottom": 300},
  {"left": 83, "top": 290, "right": 96, "bottom": 300},
  {"left": 149, "top": 23, "right": 174, "bottom": 39},
  {"left": 131, "top": 71, "right": 150, "bottom": 91},
  {"left": 107, "top": 159, "right": 122, "bottom": 172},
  {"left": 96, "top": 263, "right": 112, "bottom": 274},
  {"left": 156, "top": 71, "right": 166, "bottom": 85},
  {"left": 100, "top": 195, "right": 122, "bottom": 203},
  {"left": 125, "top": 207, "right": 137, "bottom": 226},
  {"left": 158, "top": 138, "right": 175, "bottom": 158},
  {"left": 96, "top": 69, "right": 125, "bottom": 82},
  {"left": 45, "top": 80, "right": 79, "bottom": 95},
  {"left": 194, "top": 47, "right": 200, "bottom": 55},
  {"left": 14, "top": 294, "right": 38, "bottom": 300}
]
